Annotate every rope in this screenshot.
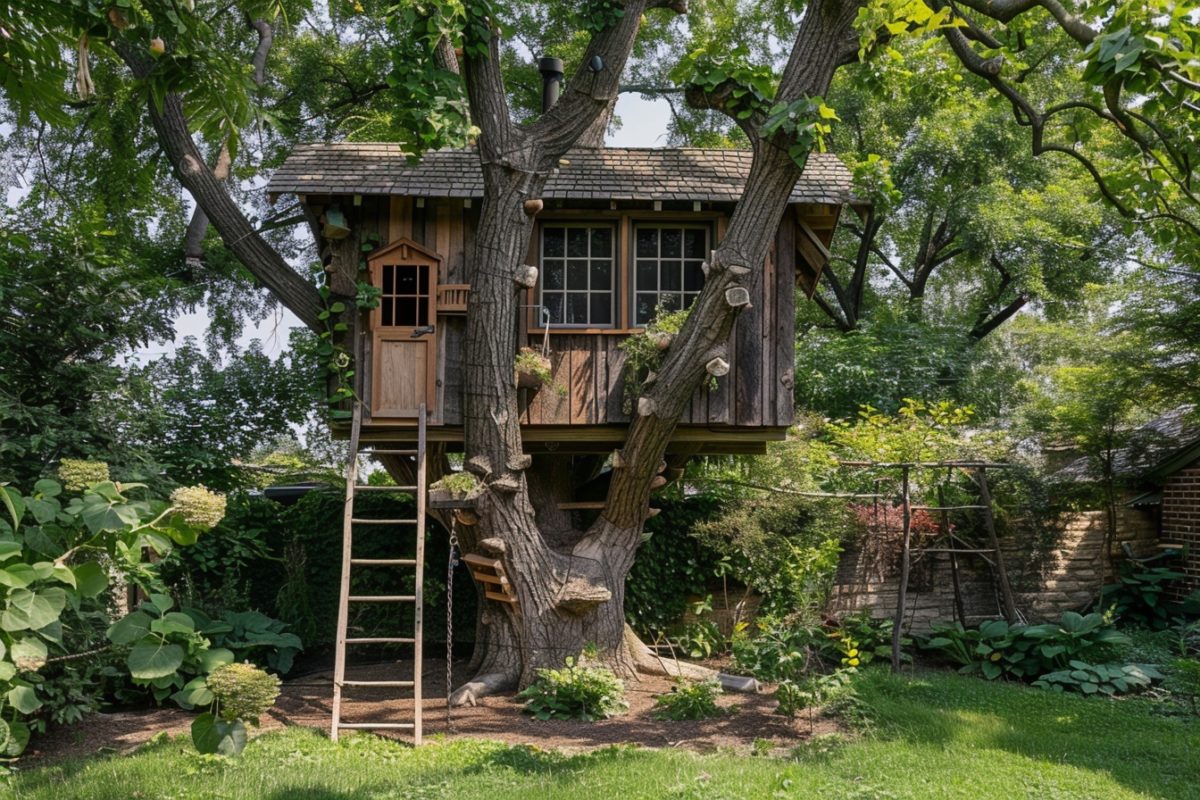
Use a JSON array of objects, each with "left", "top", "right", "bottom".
[{"left": 446, "top": 521, "right": 460, "bottom": 728}]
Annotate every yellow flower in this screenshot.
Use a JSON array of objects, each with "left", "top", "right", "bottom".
[
  {"left": 848, "top": 658, "right": 860, "bottom": 667},
  {"left": 847, "top": 649, "right": 859, "bottom": 658}
]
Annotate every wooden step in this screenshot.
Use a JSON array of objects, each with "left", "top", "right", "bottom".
[
  {"left": 339, "top": 680, "right": 415, "bottom": 688},
  {"left": 336, "top": 722, "right": 415, "bottom": 730},
  {"left": 348, "top": 595, "right": 416, "bottom": 603},
  {"left": 350, "top": 518, "right": 418, "bottom": 525},
  {"left": 344, "top": 637, "right": 416, "bottom": 644},
  {"left": 350, "top": 558, "right": 417, "bottom": 566}
]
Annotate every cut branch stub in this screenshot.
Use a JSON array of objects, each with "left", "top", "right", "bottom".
[
  {"left": 506, "top": 453, "right": 533, "bottom": 471},
  {"left": 725, "top": 286, "right": 751, "bottom": 308},
  {"left": 649, "top": 475, "right": 668, "bottom": 491},
  {"left": 523, "top": 198, "right": 544, "bottom": 216},
  {"left": 489, "top": 473, "right": 521, "bottom": 494},
  {"left": 705, "top": 357, "right": 730, "bottom": 377},
  {"left": 727, "top": 264, "right": 751, "bottom": 277},
  {"left": 465, "top": 455, "right": 492, "bottom": 478},
  {"left": 637, "top": 396, "right": 657, "bottom": 417},
  {"left": 515, "top": 265, "right": 539, "bottom": 289},
  {"left": 612, "top": 449, "right": 626, "bottom": 468}
]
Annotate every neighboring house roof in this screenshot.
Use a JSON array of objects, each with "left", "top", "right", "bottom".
[
  {"left": 1053, "top": 405, "right": 1200, "bottom": 483},
  {"left": 268, "top": 144, "right": 854, "bottom": 205}
]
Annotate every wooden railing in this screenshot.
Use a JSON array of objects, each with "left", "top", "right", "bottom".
[{"left": 436, "top": 284, "right": 470, "bottom": 314}]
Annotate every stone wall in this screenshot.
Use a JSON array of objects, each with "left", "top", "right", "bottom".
[
  {"left": 1163, "top": 459, "right": 1200, "bottom": 598},
  {"left": 827, "top": 503, "right": 1160, "bottom": 630}
]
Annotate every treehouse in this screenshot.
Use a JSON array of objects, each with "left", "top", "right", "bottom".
[{"left": 268, "top": 144, "right": 856, "bottom": 455}]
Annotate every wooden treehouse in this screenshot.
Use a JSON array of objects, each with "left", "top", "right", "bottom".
[{"left": 268, "top": 145, "right": 859, "bottom": 455}]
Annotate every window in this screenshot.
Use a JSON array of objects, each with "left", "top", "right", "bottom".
[
  {"left": 633, "top": 224, "right": 708, "bottom": 325},
  {"left": 379, "top": 263, "right": 431, "bottom": 327},
  {"left": 539, "top": 224, "right": 615, "bottom": 327}
]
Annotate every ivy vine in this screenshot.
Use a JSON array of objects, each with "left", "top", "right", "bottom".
[{"left": 317, "top": 235, "right": 382, "bottom": 422}]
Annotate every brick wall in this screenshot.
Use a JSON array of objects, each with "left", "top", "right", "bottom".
[
  {"left": 827, "top": 502, "right": 1160, "bottom": 630},
  {"left": 1163, "top": 460, "right": 1200, "bottom": 597}
]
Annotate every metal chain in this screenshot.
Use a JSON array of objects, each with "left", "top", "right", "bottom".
[{"left": 446, "top": 521, "right": 460, "bottom": 728}]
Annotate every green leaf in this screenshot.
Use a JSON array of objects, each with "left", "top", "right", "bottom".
[
  {"left": 150, "top": 612, "right": 196, "bottom": 636},
  {"left": 128, "top": 640, "right": 185, "bottom": 680},
  {"left": 11, "top": 636, "right": 47, "bottom": 670},
  {"left": 73, "top": 562, "right": 108, "bottom": 598},
  {"left": 171, "top": 676, "right": 214, "bottom": 709},
  {"left": 1, "top": 587, "right": 67, "bottom": 631},
  {"left": 0, "top": 542, "right": 21, "bottom": 563},
  {"left": 148, "top": 593, "right": 175, "bottom": 614},
  {"left": 107, "top": 611, "right": 153, "bottom": 645},
  {"left": 200, "top": 647, "right": 235, "bottom": 673},
  {"left": 3, "top": 719, "right": 30, "bottom": 757},
  {"left": 6, "top": 685, "right": 41, "bottom": 714},
  {"left": 191, "top": 712, "right": 247, "bottom": 756},
  {"left": 1, "top": 487, "right": 24, "bottom": 530},
  {"left": 33, "top": 480, "right": 61, "bottom": 498},
  {"left": 0, "top": 564, "right": 37, "bottom": 589}
]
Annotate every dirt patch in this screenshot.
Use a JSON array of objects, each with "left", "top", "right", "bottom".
[{"left": 25, "top": 660, "right": 841, "bottom": 763}]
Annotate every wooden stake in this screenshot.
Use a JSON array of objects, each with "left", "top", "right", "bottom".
[
  {"left": 891, "top": 466, "right": 911, "bottom": 673},
  {"left": 977, "top": 467, "right": 1018, "bottom": 623}
]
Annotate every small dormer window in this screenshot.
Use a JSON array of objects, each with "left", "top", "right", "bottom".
[
  {"left": 539, "top": 223, "right": 616, "bottom": 327},
  {"left": 633, "top": 224, "right": 708, "bottom": 325}
]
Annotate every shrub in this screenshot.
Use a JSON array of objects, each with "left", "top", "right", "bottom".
[
  {"left": 652, "top": 678, "right": 724, "bottom": 720},
  {"left": 1032, "top": 661, "right": 1162, "bottom": 696},
  {"left": 1101, "top": 562, "right": 1190, "bottom": 629},
  {"left": 519, "top": 657, "right": 628, "bottom": 721},
  {"left": 1167, "top": 658, "right": 1200, "bottom": 714},
  {"left": 185, "top": 608, "right": 303, "bottom": 674},
  {"left": 191, "top": 662, "right": 280, "bottom": 757}
]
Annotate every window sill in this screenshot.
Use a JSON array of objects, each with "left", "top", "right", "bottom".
[{"left": 528, "top": 328, "right": 644, "bottom": 335}]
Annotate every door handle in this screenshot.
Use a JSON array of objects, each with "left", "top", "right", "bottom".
[{"left": 410, "top": 325, "right": 435, "bottom": 338}]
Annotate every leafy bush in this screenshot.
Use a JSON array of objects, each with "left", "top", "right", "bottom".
[
  {"left": 1166, "top": 658, "right": 1200, "bottom": 714},
  {"left": 732, "top": 615, "right": 832, "bottom": 682},
  {"left": 191, "top": 662, "right": 280, "bottom": 757},
  {"left": 1101, "top": 563, "right": 1190, "bottom": 629},
  {"left": 519, "top": 657, "right": 628, "bottom": 721},
  {"left": 184, "top": 608, "right": 302, "bottom": 674},
  {"left": 776, "top": 668, "right": 857, "bottom": 731},
  {"left": 1032, "top": 661, "right": 1162, "bottom": 696},
  {"left": 923, "top": 612, "right": 1128, "bottom": 681},
  {"left": 652, "top": 678, "right": 724, "bottom": 720}
]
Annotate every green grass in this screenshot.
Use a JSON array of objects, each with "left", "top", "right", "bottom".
[{"left": 6, "top": 669, "right": 1198, "bottom": 800}]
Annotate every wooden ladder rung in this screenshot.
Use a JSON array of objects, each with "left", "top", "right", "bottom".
[
  {"left": 344, "top": 637, "right": 416, "bottom": 644},
  {"left": 361, "top": 449, "right": 418, "bottom": 456},
  {"left": 557, "top": 501, "right": 606, "bottom": 510},
  {"left": 350, "top": 558, "right": 417, "bottom": 566},
  {"left": 336, "top": 723, "right": 416, "bottom": 730},
  {"left": 348, "top": 595, "right": 416, "bottom": 603},
  {"left": 485, "top": 591, "right": 519, "bottom": 604},
  {"left": 356, "top": 485, "right": 418, "bottom": 492},
  {"left": 350, "top": 518, "right": 418, "bottom": 525},
  {"left": 470, "top": 571, "right": 508, "bottom": 586},
  {"left": 462, "top": 554, "right": 503, "bottom": 571},
  {"left": 339, "top": 680, "right": 415, "bottom": 688}
]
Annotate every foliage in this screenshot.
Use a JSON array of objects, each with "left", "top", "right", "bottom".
[
  {"left": 431, "top": 472, "right": 479, "bottom": 497},
  {"left": 1167, "top": 659, "right": 1200, "bottom": 716},
  {"left": 106, "top": 593, "right": 235, "bottom": 708},
  {"left": 1032, "top": 661, "right": 1162, "bottom": 697},
  {"left": 618, "top": 306, "right": 697, "bottom": 414},
  {"left": 922, "top": 612, "right": 1131, "bottom": 682},
  {"left": 776, "top": 666, "right": 857, "bottom": 733},
  {"left": 651, "top": 677, "right": 724, "bottom": 721},
  {"left": 673, "top": 600, "right": 726, "bottom": 660},
  {"left": 828, "top": 399, "right": 976, "bottom": 464},
  {"left": 191, "top": 662, "right": 279, "bottom": 757},
  {"left": 513, "top": 348, "right": 565, "bottom": 396},
  {"left": 624, "top": 495, "right": 726, "bottom": 636},
  {"left": 1101, "top": 562, "right": 1191, "bottom": 630},
  {"left": 185, "top": 608, "right": 303, "bottom": 675},
  {"left": 0, "top": 475, "right": 218, "bottom": 755},
  {"left": 519, "top": 657, "right": 628, "bottom": 721},
  {"left": 733, "top": 612, "right": 907, "bottom": 684}
]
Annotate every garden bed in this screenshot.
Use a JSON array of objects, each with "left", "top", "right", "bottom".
[{"left": 24, "top": 659, "right": 833, "bottom": 763}]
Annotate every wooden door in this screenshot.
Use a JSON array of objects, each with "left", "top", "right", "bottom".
[{"left": 370, "top": 239, "right": 440, "bottom": 419}]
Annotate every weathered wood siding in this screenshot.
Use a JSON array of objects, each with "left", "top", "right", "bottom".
[{"left": 348, "top": 197, "right": 799, "bottom": 430}]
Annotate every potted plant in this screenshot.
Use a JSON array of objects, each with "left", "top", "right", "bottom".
[{"left": 514, "top": 347, "right": 553, "bottom": 390}]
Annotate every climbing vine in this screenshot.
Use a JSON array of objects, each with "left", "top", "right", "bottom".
[{"left": 317, "top": 235, "right": 383, "bottom": 422}]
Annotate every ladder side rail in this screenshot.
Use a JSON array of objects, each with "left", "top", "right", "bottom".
[
  {"left": 330, "top": 402, "right": 363, "bottom": 742},
  {"left": 413, "top": 403, "right": 427, "bottom": 745}
]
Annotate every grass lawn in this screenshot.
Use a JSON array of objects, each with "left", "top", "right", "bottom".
[{"left": 5, "top": 669, "right": 1198, "bottom": 800}]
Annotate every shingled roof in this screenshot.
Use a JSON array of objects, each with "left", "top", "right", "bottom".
[{"left": 268, "top": 144, "right": 853, "bottom": 205}]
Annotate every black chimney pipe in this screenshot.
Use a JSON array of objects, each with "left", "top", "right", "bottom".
[{"left": 538, "top": 56, "right": 564, "bottom": 112}]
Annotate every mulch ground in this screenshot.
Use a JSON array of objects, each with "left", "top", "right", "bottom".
[{"left": 26, "top": 659, "right": 840, "bottom": 763}]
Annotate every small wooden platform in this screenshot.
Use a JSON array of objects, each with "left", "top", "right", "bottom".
[{"left": 463, "top": 554, "right": 519, "bottom": 607}]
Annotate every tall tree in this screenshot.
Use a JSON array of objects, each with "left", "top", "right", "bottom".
[{"left": 1, "top": 0, "right": 1196, "bottom": 701}]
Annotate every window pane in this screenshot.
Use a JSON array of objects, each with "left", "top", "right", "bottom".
[
  {"left": 636, "top": 260, "right": 657, "bottom": 291},
  {"left": 543, "top": 260, "right": 564, "bottom": 290},
  {"left": 635, "top": 293, "right": 658, "bottom": 325},
  {"left": 661, "top": 228, "right": 682, "bottom": 258},
  {"left": 382, "top": 298, "right": 394, "bottom": 326},
  {"left": 684, "top": 260, "right": 704, "bottom": 292},
  {"left": 418, "top": 265, "right": 429, "bottom": 295},
  {"left": 383, "top": 265, "right": 395, "bottom": 295},
  {"left": 636, "top": 228, "right": 658, "bottom": 258},
  {"left": 567, "top": 228, "right": 589, "bottom": 257},
  {"left": 418, "top": 299, "right": 430, "bottom": 326},
  {"left": 544, "top": 227, "right": 565, "bottom": 257},
  {"left": 660, "top": 261, "right": 681, "bottom": 292},
  {"left": 591, "top": 259, "right": 612, "bottom": 288},
  {"left": 397, "top": 296, "right": 418, "bottom": 326},
  {"left": 543, "top": 293, "right": 564, "bottom": 324},
  {"left": 567, "top": 259, "right": 589, "bottom": 290},
  {"left": 591, "top": 228, "right": 612, "bottom": 258},
  {"left": 590, "top": 293, "right": 612, "bottom": 325},
  {"left": 396, "top": 266, "right": 418, "bottom": 295},
  {"left": 684, "top": 229, "right": 707, "bottom": 259},
  {"left": 567, "top": 293, "right": 589, "bottom": 324},
  {"left": 660, "top": 293, "right": 681, "bottom": 312}
]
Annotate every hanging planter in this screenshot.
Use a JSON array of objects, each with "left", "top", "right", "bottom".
[{"left": 514, "top": 347, "right": 553, "bottom": 390}]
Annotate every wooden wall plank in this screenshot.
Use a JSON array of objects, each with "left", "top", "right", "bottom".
[
  {"left": 389, "top": 196, "right": 412, "bottom": 243},
  {"left": 733, "top": 266, "right": 764, "bottom": 426},
  {"left": 761, "top": 244, "right": 774, "bottom": 428},
  {"left": 774, "top": 216, "right": 797, "bottom": 427},
  {"left": 606, "top": 336, "right": 628, "bottom": 423}
]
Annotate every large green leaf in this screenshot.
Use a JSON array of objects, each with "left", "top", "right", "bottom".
[
  {"left": 73, "top": 562, "right": 109, "bottom": 598},
  {"left": 191, "top": 713, "right": 247, "bottom": 756},
  {"left": 0, "top": 542, "right": 21, "bottom": 563},
  {"left": 1, "top": 587, "right": 67, "bottom": 631},
  {"left": 6, "top": 685, "right": 41, "bottom": 714},
  {"left": 107, "top": 610, "right": 153, "bottom": 644},
  {"left": 128, "top": 639, "right": 185, "bottom": 680},
  {"left": 171, "top": 676, "right": 214, "bottom": 709},
  {"left": 0, "top": 564, "right": 38, "bottom": 589},
  {"left": 0, "top": 487, "right": 24, "bottom": 530},
  {"left": 151, "top": 612, "right": 196, "bottom": 636},
  {"left": 32, "top": 480, "right": 61, "bottom": 499},
  {"left": 11, "top": 636, "right": 47, "bottom": 670},
  {"left": 200, "top": 647, "right": 235, "bottom": 673},
  {"left": 1, "top": 718, "right": 29, "bottom": 757}
]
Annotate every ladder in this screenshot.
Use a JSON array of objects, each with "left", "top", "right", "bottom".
[{"left": 330, "top": 402, "right": 427, "bottom": 743}]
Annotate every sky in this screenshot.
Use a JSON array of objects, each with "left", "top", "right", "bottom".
[{"left": 152, "top": 93, "right": 675, "bottom": 363}]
